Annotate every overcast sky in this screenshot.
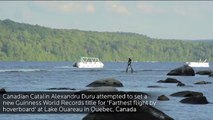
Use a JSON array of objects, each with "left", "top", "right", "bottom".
[{"left": 0, "top": 1, "right": 213, "bottom": 40}]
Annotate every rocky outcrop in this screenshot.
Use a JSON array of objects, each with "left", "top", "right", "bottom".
[
  {"left": 196, "top": 70, "right": 213, "bottom": 75},
  {"left": 86, "top": 78, "right": 123, "bottom": 87},
  {"left": 167, "top": 65, "right": 195, "bottom": 76},
  {"left": 157, "top": 78, "right": 181, "bottom": 83},
  {"left": 157, "top": 95, "right": 170, "bottom": 101},
  {"left": 180, "top": 95, "right": 209, "bottom": 104},
  {"left": 194, "top": 81, "right": 212, "bottom": 85},
  {"left": 170, "top": 91, "right": 203, "bottom": 97}
]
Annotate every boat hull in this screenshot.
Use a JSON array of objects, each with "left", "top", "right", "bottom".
[
  {"left": 186, "top": 62, "right": 209, "bottom": 67},
  {"left": 76, "top": 62, "right": 104, "bottom": 68}
]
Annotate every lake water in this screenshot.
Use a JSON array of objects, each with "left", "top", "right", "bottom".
[{"left": 0, "top": 62, "right": 212, "bottom": 120}]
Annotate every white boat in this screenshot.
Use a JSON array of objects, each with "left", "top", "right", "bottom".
[
  {"left": 73, "top": 57, "right": 104, "bottom": 68},
  {"left": 185, "top": 59, "right": 209, "bottom": 67}
]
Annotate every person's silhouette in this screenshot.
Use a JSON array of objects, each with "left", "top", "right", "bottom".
[{"left": 126, "top": 58, "right": 133, "bottom": 73}]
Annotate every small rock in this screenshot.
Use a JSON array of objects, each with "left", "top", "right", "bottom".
[
  {"left": 196, "top": 70, "right": 213, "bottom": 75},
  {"left": 157, "top": 78, "right": 181, "bottom": 83},
  {"left": 194, "top": 81, "right": 212, "bottom": 85},
  {"left": 176, "top": 83, "right": 193, "bottom": 87},
  {"left": 170, "top": 91, "right": 203, "bottom": 97},
  {"left": 177, "top": 82, "right": 185, "bottom": 86},
  {"left": 86, "top": 78, "right": 123, "bottom": 87},
  {"left": 47, "top": 88, "right": 76, "bottom": 90},
  {"left": 0, "top": 88, "right": 6, "bottom": 94},
  {"left": 157, "top": 95, "right": 170, "bottom": 101},
  {"left": 83, "top": 87, "right": 118, "bottom": 92},
  {"left": 209, "top": 73, "right": 213, "bottom": 77},
  {"left": 147, "top": 85, "right": 166, "bottom": 88},
  {"left": 180, "top": 95, "right": 209, "bottom": 104}
]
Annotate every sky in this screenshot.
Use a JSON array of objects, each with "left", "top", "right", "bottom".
[{"left": 0, "top": 1, "right": 213, "bottom": 40}]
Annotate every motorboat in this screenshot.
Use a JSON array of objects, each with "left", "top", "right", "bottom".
[
  {"left": 73, "top": 57, "right": 104, "bottom": 68},
  {"left": 185, "top": 59, "right": 209, "bottom": 67}
]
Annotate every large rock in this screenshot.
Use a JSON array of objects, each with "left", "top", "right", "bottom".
[
  {"left": 157, "top": 95, "right": 170, "bottom": 101},
  {"left": 157, "top": 78, "right": 181, "bottom": 83},
  {"left": 196, "top": 70, "right": 213, "bottom": 75},
  {"left": 86, "top": 78, "right": 123, "bottom": 87},
  {"left": 83, "top": 105, "right": 174, "bottom": 120},
  {"left": 83, "top": 85, "right": 173, "bottom": 120},
  {"left": 83, "top": 86, "right": 118, "bottom": 92},
  {"left": 170, "top": 91, "right": 203, "bottom": 97},
  {"left": 180, "top": 95, "right": 209, "bottom": 104},
  {"left": 167, "top": 65, "right": 195, "bottom": 76},
  {"left": 194, "top": 81, "right": 212, "bottom": 85}
]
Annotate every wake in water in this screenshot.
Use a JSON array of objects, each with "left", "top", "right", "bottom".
[
  {"left": 54, "top": 66, "right": 73, "bottom": 69},
  {"left": 136, "top": 69, "right": 170, "bottom": 72},
  {"left": 0, "top": 69, "right": 47, "bottom": 73}
]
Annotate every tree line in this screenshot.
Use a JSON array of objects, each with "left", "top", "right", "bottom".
[{"left": 0, "top": 19, "right": 212, "bottom": 62}]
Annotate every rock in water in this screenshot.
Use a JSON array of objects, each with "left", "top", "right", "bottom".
[
  {"left": 167, "top": 65, "right": 195, "bottom": 76},
  {"left": 84, "top": 78, "right": 174, "bottom": 120},
  {"left": 147, "top": 85, "right": 166, "bottom": 88},
  {"left": 83, "top": 86, "right": 118, "bottom": 92},
  {"left": 47, "top": 88, "right": 76, "bottom": 90},
  {"left": 157, "top": 95, "right": 170, "bottom": 101},
  {"left": 170, "top": 91, "right": 203, "bottom": 97},
  {"left": 194, "top": 81, "right": 212, "bottom": 85},
  {"left": 180, "top": 95, "right": 209, "bottom": 104},
  {"left": 0, "top": 88, "right": 6, "bottom": 94},
  {"left": 157, "top": 78, "right": 181, "bottom": 83},
  {"left": 83, "top": 105, "right": 174, "bottom": 120},
  {"left": 177, "top": 83, "right": 185, "bottom": 86},
  {"left": 176, "top": 83, "right": 193, "bottom": 87},
  {"left": 86, "top": 78, "right": 123, "bottom": 87},
  {"left": 209, "top": 73, "right": 213, "bottom": 77},
  {"left": 196, "top": 70, "right": 213, "bottom": 75}
]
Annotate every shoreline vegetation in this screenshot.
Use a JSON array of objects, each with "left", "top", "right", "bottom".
[{"left": 0, "top": 19, "right": 213, "bottom": 62}]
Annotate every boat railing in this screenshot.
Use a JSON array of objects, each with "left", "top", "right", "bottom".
[
  {"left": 80, "top": 57, "right": 100, "bottom": 63},
  {"left": 196, "top": 59, "right": 208, "bottom": 63}
]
